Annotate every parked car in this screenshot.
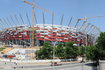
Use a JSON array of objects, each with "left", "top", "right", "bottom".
[
  {"left": 7, "top": 55, "right": 15, "bottom": 59},
  {"left": 3, "top": 54, "right": 15, "bottom": 59}
]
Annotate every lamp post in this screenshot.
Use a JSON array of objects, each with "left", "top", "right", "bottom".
[{"left": 52, "top": 12, "right": 55, "bottom": 70}]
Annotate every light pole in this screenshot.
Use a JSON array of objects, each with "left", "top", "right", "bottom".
[{"left": 52, "top": 12, "right": 55, "bottom": 70}]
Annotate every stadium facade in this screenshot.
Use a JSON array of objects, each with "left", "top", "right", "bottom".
[{"left": 0, "top": 24, "right": 95, "bottom": 47}]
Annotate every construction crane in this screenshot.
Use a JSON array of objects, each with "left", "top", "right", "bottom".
[
  {"left": 76, "top": 15, "right": 105, "bottom": 38},
  {"left": 77, "top": 15, "right": 105, "bottom": 46},
  {"left": 75, "top": 15, "right": 105, "bottom": 28},
  {"left": 20, "top": 0, "right": 54, "bottom": 48},
  {"left": 77, "top": 15, "right": 105, "bottom": 21},
  {"left": 78, "top": 15, "right": 105, "bottom": 33}
]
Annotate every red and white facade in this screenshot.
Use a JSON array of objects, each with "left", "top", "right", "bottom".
[{"left": 0, "top": 24, "right": 95, "bottom": 46}]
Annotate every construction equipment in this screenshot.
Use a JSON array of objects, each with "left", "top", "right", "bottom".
[
  {"left": 78, "top": 15, "right": 105, "bottom": 21},
  {"left": 76, "top": 15, "right": 105, "bottom": 36},
  {"left": 20, "top": 0, "right": 54, "bottom": 14},
  {"left": 76, "top": 15, "right": 105, "bottom": 29},
  {"left": 77, "top": 15, "right": 105, "bottom": 46},
  {"left": 20, "top": 0, "right": 54, "bottom": 47}
]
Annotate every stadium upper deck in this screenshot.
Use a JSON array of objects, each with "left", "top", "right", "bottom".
[{"left": 0, "top": 24, "right": 95, "bottom": 46}]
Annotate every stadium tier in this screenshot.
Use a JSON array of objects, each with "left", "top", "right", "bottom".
[{"left": 0, "top": 24, "right": 95, "bottom": 46}]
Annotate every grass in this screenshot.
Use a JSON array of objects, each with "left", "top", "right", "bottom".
[{"left": 0, "top": 48, "right": 5, "bottom": 51}]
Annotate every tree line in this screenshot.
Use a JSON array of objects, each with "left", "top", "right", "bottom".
[{"left": 35, "top": 32, "right": 105, "bottom": 66}]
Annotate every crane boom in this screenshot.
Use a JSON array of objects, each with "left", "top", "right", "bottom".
[
  {"left": 24, "top": 1, "right": 33, "bottom": 6},
  {"left": 35, "top": 5, "right": 55, "bottom": 15},
  {"left": 21, "top": 0, "right": 54, "bottom": 47},
  {"left": 79, "top": 15, "right": 105, "bottom": 21}
]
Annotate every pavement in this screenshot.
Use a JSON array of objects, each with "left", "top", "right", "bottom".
[{"left": 0, "top": 61, "right": 97, "bottom": 70}]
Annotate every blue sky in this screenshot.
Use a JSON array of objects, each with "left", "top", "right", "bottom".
[{"left": 0, "top": 0, "right": 105, "bottom": 31}]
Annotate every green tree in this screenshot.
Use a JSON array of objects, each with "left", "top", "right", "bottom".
[
  {"left": 96, "top": 32, "right": 105, "bottom": 60},
  {"left": 97, "top": 32, "right": 105, "bottom": 50},
  {"left": 78, "top": 46, "right": 86, "bottom": 57},
  {"left": 65, "top": 42, "right": 79, "bottom": 59},
  {"left": 86, "top": 46, "right": 97, "bottom": 61},
  {"left": 36, "top": 42, "right": 79, "bottom": 60},
  {"left": 55, "top": 43, "right": 65, "bottom": 59},
  {"left": 36, "top": 42, "right": 53, "bottom": 59},
  {"left": 85, "top": 32, "right": 105, "bottom": 66},
  {"left": 85, "top": 45, "right": 101, "bottom": 66},
  {"left": 55, "top": 42, "right": 79, "bottom": 59},
  {"left": 65, "top": 42, "right": 75, "bottom": 47}
]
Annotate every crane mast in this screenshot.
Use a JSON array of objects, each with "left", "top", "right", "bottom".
[{"left": 21, "top": 0, "right": 35, "bottom": 48}]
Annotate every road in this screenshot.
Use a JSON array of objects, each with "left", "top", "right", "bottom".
[{"left": 0, "top": 61, "right": 97, "bottom": 70}]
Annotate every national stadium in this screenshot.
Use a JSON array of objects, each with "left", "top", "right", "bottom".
[{"left": 0, "top": 24, "right": 96, "bottom": 47}]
